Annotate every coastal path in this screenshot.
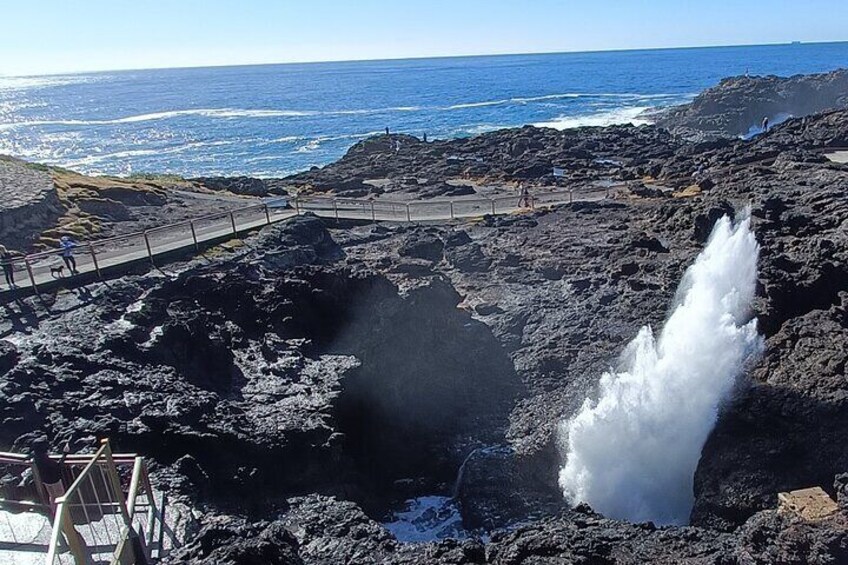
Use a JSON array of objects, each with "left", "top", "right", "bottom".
[{"left": 0, "top": 188, "right": 608, "bottom": 298}]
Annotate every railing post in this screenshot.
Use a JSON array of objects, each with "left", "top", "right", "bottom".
[
  {"left": 89, "top": 244, "right": 102, "bottom": 279},
  {"left": 126, "top": 457, "right": 144, "bottom": 517},
  {"left": 406, "top": 203, "right": 411, "bottom": 222},
  {"left": 333, "top": 199, "right": 339, "bottom": 221},
  {"left": 371, "top": 200, "right": 376, "bottom": 222},
  {"left": 59, "top": 499, "right": 87, "bottom": 565},
  {"left": 158, "top": 493, "right": 167, "bottom": 560},
  {"left": 24, "top": 257, "right": 38, "bottom": 293},
  {"left": 490, "top": 199, "right": 496, "bottom": 215},
  {"left": 450, "top": 201, "right": 455, "bottom": 219},
  {"left": 101, "top": 440, "right": 133, "bottom": 525},
  {"left": 190, "top": 221, "right": 199, "bottom": 251},
  {"left": 229, "top": 211, "right": 237, "bottom": 235},
  {"left": 264, "top": 204, "right": 271, "bottom": 225},
  {"left": 102, "top": 439, "right": 145, "bottom": 559},
  {"left": 144, "top": 231, "right": 155, "bottom": 266}
]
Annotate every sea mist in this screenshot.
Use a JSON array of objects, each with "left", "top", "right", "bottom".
[{"left": 558, "top": 211, "right": 764, "bottom": 525}]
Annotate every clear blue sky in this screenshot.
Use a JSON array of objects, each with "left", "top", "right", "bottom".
[{"left": 2, "top": 0, "right": 847, "bottom": 76}]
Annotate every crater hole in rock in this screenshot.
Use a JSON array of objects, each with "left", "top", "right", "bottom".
[
  {"left": 120, "top": 268, "right": 526, "bottom": 539},
  {"left": 304, "top": 274, "right": 525, "bottom": 534}
]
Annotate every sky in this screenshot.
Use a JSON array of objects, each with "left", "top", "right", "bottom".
[{"left": 2, "top": 0, "right": 847, "bottom": 76}]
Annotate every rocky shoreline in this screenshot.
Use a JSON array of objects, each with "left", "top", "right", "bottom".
[
  {"left": 654, "top": 68, "right": 848, "bottom": 140},
  {"left": 1, "top": 73, "right": 848, "bottom": 564}
]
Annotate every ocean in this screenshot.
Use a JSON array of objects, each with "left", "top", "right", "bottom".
[{"left": 1, "top": 42, "right": 847, "bottom": 178}]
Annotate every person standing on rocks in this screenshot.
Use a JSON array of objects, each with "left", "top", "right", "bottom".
[
  {"left": 762, "top": 116, "right": 769, "bottom": 133},
  {"left": 59, "top": 236, "right": 80, "bottom": 274},
  {"left": 0, "top": 245, "right": 19, "bottom": 289}
]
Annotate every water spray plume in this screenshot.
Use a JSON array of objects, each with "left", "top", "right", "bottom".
[{"left": 558, "top": 211, "right": 764, "bottom": 525}]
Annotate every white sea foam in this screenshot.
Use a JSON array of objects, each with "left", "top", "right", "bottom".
[
  {"left": 0, "top": 106, "right": 432, "bottom": 130},
  {"left": 535, "top": 106, "right": 652, "bottom": 129},
  {"left": 268, "top": 135, "right": 304, "bottom": 143},
  {"left": 296, "top": 139, "right": 322, "bottom": 153},
  {"left": 381, "top": 496, "right": 466, "bottom": 542},
  {"left": 558, "top": 211, "right": 764, "bottom": 525},
  {"left": 0, "top": 108, "right": 317, "bottom": 129},
  {"left": 445, "top": 92, "right": 685, "bottom": 111},
  {"left": 0, "top": 90, "right": 692, "bottom": 131},
  {"left": 61, "top": 140, "right": 234, "bottom": 168}
]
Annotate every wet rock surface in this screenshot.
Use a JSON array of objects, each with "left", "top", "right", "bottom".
[
  {"left": 2, "top": 107, "right": 848, "bottom": 563},
  {"left": 655, "top": 69, "right": 848, "bottom": 140}
]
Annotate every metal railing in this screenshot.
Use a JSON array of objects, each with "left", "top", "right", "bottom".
[
  {"left": 44, "top": 439, "right": 168, "bottom": 565},
  {"left": 0, "top": 440, "right": 167, "bottom": 564},
  {"left": 1, "top": 188, "right": 608, "bottom": 295}
]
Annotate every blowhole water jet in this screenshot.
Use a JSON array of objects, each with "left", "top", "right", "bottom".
[{"left": 558, "top": 211, "right": 764, "bottom": 525}]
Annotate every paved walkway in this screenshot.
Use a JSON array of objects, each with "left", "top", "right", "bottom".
[
  {"left": 1, "top": 190, "right": 603, "bottom": 298},
  {"left": 0, "top": 508, "right": 51, "bottom": 565},
  {"left": 824, "top": 150, "right": 848, "bottom": 164}
]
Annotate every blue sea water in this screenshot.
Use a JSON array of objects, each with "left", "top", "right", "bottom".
[{"left": 1, "top": 42, "right": 847, "bottom": 178}]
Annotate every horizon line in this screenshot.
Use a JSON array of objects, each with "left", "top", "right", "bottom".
[{"left": 5, "top": 39, "right": 848, "bottom": 78}]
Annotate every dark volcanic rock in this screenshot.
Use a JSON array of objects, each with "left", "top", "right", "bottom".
[
  {"left": 167, "top": 516, "right": 303, "bottom": 564},
  {"left": 281, "top": 127, "right": 685, "bottom": 198},
  {"left": 656, "top": 69, "right": 848, "bottom": 139},
  {"left": 399, "top": 233, "right": 445, "bottom": 262},
  {"left": 194, "top": 176, "right": 271, "bottom": 197},
  {"left": 3, "top": 93, "right": 848, "bottom": 564},
  {"left": 76, "top": 197, "right": 132, "bottom": 221},
  {"left": 0, "top": 340, "right": 18, "bottom": 374}
]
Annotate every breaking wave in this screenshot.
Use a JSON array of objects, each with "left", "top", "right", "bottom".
[
  {"left": 0, "top": 92, "right": 686, "bottom": 131},
  {"left": 534, "top": 106, "right": 652, "bottom": 129}
]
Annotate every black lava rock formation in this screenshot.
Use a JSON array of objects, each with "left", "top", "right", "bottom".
[
  {"left": 2, "top": 106, "right": 848, "bottom": 564},
  {"left": 655, "top": 68, "right": 848, "bottom": 140}
]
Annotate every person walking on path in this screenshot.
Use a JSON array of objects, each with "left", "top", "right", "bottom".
[
  {"left": 0, "top": 245, "right": 19, "bottom": 289},
  {"left": 59, "top": 236, "right": 79, "bottom": 274},
  {"left": 517, "top": 183, "right": 533, "bottom": 208}
]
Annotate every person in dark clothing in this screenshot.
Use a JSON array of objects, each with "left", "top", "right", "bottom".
[
  {"left": 0, "top": 245, "right": 18, "bottom": 288},
  {"left": 31, "top": 440, "right": 89, "bottom": 557},
  {"left": 762, "top": 116, "right": 769, "bottom": 133},
  {"left": 31, "top": 440, "right": 69, "bottom": 513}
]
